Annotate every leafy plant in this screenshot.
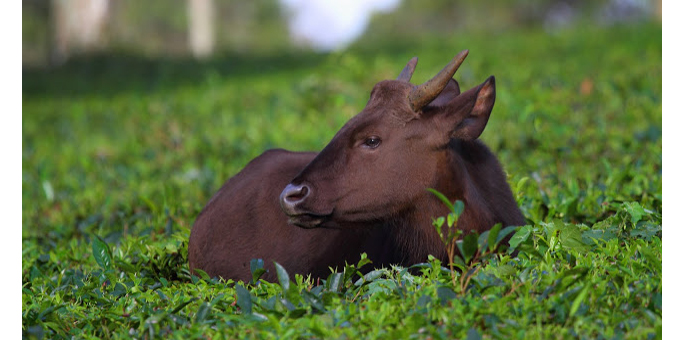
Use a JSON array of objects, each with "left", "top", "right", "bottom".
[
  {"left": 428, "top": 189, "right": 518, "bottom": 294},
  {"left": 22, "top": 22, "right": 661, "bottom": 339}
]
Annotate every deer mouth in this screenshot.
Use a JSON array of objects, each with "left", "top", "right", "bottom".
[{"left": 286, "top": 212, "right": 332, "bottom": 229}]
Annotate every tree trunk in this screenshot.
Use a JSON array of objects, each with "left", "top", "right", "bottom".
[
  {"left": 50, "top": 0, "right": 110, "bottom": 65},
  {"left": 188, "top": 0, "right": 215, "bottom": 59}
]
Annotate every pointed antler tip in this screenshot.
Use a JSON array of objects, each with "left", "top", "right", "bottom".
[
  {"left": 397, "top": 56, "right": 419, "bottom": 82},
  {"left": 456, "top": 50, "right": 469, "bottom": 61}
]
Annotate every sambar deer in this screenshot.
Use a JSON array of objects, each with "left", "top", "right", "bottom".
[{"left": 188, "top": 50, "right": 525, "bottom": 282}]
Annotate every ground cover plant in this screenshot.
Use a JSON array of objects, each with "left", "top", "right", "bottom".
[{"left": 22, "top": 22, "right": 661, "bottom": 339}]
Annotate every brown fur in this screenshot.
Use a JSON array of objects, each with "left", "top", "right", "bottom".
[{"left": 188, "top": 62, "right": 525, "bottom": 283}]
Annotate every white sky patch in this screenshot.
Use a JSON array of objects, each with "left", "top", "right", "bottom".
[{"left": 280, "top": 0, "right": 401, "bottom": 51}]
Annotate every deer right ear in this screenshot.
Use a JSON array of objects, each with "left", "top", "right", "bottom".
[{"left": 451, "top": 76, "right": 496, "bottom": 141}]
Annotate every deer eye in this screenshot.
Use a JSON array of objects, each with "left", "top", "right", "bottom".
[{"left": 362, "top": 136, "right": 382, "bottom": 149}]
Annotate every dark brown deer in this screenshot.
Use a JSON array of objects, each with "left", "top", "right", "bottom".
[{"left": 188, "top": 50, "right": 525, "bottom": 282}]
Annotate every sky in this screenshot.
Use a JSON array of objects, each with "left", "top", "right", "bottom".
[{"left": 279, "top": 0, "right": 401, "bottom": 51}]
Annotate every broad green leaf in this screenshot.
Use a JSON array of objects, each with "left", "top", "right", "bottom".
[
  {"left": 111, "top": 283, "right": 127, "bottom": 298},
  {"left": 461, "top": 232, "right": 479, "bottom": 264},
  {"left": 302, "top": 291, "right": 325, "bottom": 312},
  {"left": 250, "top": 258, "right": 266, "bottom": 283},
  {"left": 453, "top": 200, "right": 465, "bottom": 217},
  {"left": 487, "top": 223, "right": 503, "bottom": 251},
  {"left": 274, "top": 262, "right": 290, "bottom": 292},
  {"left": 623, "top": 202, "right": 647, "bottom": 226},
  {"left": 508, "top": 225, "right": 532, "bottom": 249},
  {"left": 478, "top": 230, "right": 489, "bottom": 251},
  {"left": 91, "top": 236, "right": 112, "bottom": 271},
  {"left": 280, "top": 298, "right": 296, "bottom": 312},
  {"left": 559, "top": 223, "right": 587, "bottom": 251},
  {"left": 582, "top": 229, "right": 616, "bottom": 243},
  {"left": 433, "top": 216, "right": 445, "bottom": 229},
  {"left": 354, "top": 269, "right": 384, "bottom": 286},
  {"left": 466, "top": 328, "right": 482, "bottom": 340},
  {"left": 192, "top": 268, "right": 211, "bottom": 281},
  {"left": 326, "top": 272, "right": 343, "bottom": 292},
  {"left": 417, "top": 294, "right": 432, "bottom": 308},
  {"left": 235, "top": 285, "right": 253, "bottom": 315},
  {"left": 447, "top": 213, "right": 456, "bottom": 228},
  {"left": 540, "top": 221, "right": 559, "bottom": 241},
  {"left": 630, "top": 223, "right": 662, "bottom": 239},
  {"left": 497, "top": 265, "right": 517, "bottom": 277},
  {"left": 496, "top": 226, "right": 519, "bottom": 245},
  {"left": 436, "top": 286, "right": 457, "bottom": 305},
  {"left": 195, "top": 302, "right": 211, "bottom": 322}
]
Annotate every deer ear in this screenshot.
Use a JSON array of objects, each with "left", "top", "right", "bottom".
[{"left": 451, "top": 76, "right": 495, "bottom": 141}]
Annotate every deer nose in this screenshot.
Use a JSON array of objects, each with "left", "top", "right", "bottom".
[{"left": 279, "top": 183, "right": 310, "bottom": 215}]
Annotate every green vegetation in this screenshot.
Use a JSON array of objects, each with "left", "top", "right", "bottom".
[{"left": 23, "top": 22, "right": 661, "bottom": 339}]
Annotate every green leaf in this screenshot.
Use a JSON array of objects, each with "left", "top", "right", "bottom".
[
  {"left": 302, "top": 291, "right": 325, "bottom": 312},
  {"left": 516, "top": 176, "right": 530, "bottom": 194},
  {"left": 250, "top": 258, "right": 266, "bottom": 284},
  {"left": 570, "top": 284, "right": 590, "bottom": 316},
  {"left": 235, "top": 285, "right": 253, "bottom": 315},
  {"left": 354, "top": 269, "right": 384, "bottom": 286},
  {"left": 497, "top": 226, "right": 518, "bottom": 243},
  {"left": 195, "top": 302, "right": 211, "bottom": 322},
  {"left": 326, "top": 272, "right": 343, "bottom": 292},
  {"left": 461, "top": 232, "right": 479, "bottom": 264},
  {"left": 559, "top": 223, "right": 587, "bottom": 251},
  {"left": 427, "top": 188, "right": 454, "bottom": 211},
  {"left": 623, "top": 202, "right": 647, "bottom": 226},
  {"left": 192, "top": 268, "right": 211, "bottom": 281},
  {"left": 433, "top": 216, "right": 446, "bottom": 229},
  {"left": 582, "top": 229, "right": 616, "bottom": 243},
  {"left": 91, "top": 236, "right": 112, "bottom": 271},
  {"left": 630, "top": 223, "right": 662, "bottom": 239},
  {"left": 274, "top": 262, "right": 290, "bottom": 292},
  {"left": 25, "top": 325, "right": 44, "bottom": 340},
  {"left": 497, "top": 265, "right": 517, "bottom": 277},
  {"left": 447, "top": 213, "right": 456, "bottom": 228},
  {"left": 111, "top": 283, "right": 127, "bottom": 297},
  {"left": 453, "top": 200, "right": 464, "bottom": 217},
  {"left": 487, "top": 223, "right": 503, "bottom": 251},
  {"left": 509, "top": 225, "right": 532, "bottom": 249},
  {"left": 466, "top": 328, "right": 482, "bottom": 340},
  {"left": 436, "top": 286, "right": 457, "bottom": 305},
  {"left": 356, "top": 253, "right": 372, "bottom": 269},
  {"left": 451, "top": 251, "right": 466, "bottom": 269},
  {"left": 170, "top": 298, "right": 197, "bottom": 314}
]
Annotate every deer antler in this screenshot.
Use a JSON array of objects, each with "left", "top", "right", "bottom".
[
  {"left": 397, "top": 57, "right": 418, "bottom": 82},
  {"left": 408, "top": 50, "right": 468, "bottom": 111}
]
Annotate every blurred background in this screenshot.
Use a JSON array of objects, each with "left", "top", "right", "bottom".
[{"left": 23, "top": 0, "right": 660, "bottom": 66}]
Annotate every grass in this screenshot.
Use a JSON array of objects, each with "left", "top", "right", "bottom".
[{"left": 22, "top": 22, "right": 661, "bottom": 339}]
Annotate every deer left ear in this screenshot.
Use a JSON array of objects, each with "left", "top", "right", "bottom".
[{"left": 452, "top": 76, "right": 496, "bottom": 141}]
